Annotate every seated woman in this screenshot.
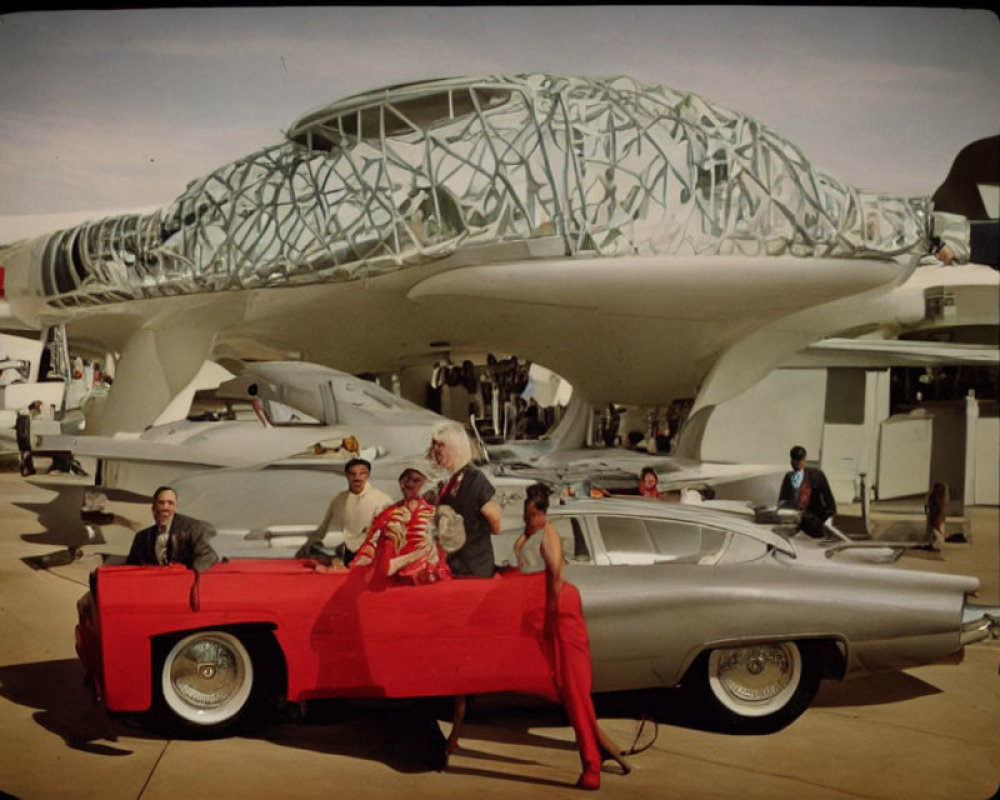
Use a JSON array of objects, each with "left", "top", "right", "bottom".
[
  {"left": 637, "top": 466, "right": 663, "bottom": 499},
  {"left": 350, "top": 463, "right": 451, "bottom": 589},
  {"left": 513, "top": 483, "right": 631, "bottom": 790}
]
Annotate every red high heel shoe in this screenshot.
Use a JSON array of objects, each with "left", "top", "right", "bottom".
[{"left": 575, "top": 771, "right": 600, "bottom": 791}]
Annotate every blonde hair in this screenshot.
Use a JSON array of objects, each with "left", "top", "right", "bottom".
[{"left": 430, "top": 421, "right": 472, "bottom": 469}]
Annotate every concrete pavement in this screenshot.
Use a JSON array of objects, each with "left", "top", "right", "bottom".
[{"left": 1, "top": 464, "right": 998, "bottom": 800}]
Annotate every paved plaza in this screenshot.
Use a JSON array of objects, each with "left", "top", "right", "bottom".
[{"left": 1, "top": 465, "right": 997, "bottom": 800}]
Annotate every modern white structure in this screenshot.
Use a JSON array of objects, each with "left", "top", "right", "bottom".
[{"left": 1, "top": 74, "right": 989, "bottom": 506}]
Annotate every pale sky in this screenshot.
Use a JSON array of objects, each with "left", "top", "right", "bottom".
[{"left": 1, "top": 6, "right": 998, "bottom": 223}]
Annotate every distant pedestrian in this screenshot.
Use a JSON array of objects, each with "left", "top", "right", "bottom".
[
  {"left": 638, "top": 467, "right": 663, "bottom": 499},
  {"left": 924, "top": 482, "right": 948, "bottom": 550},
  {"left": 777, "top": 445, "right": 837, "bottom": 538},
  {"left": 15, "top": 400, "right": 42, "bottom": 476}
]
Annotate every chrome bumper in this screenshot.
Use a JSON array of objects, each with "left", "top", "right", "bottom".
[{"left": 961, "top": 605, "right": 1000, "bottom": 645}]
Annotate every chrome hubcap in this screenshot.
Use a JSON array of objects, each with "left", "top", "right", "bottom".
[
  {"left": 715, "top": 644, "right": 793, "bottom": 703},
  {"left": 170, "top": 636, "right": 244, "bottom": 709}
]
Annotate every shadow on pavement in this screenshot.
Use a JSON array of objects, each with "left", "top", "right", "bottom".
[
  {"left": 10, "top": 476, "right": 139, "bottom": 565},
  {"left": 10, "top": 479, "right": 90, "bottom": 550},
  {"left": 0, "top": 660, "right": 562, "bottom": 782},
  {"left": 263, "top": 699, "right": 466, "bottom": 773},
  {"left": 591, "top": 675, "right": 938, "bottom": 728},
  {"left": 0, "top": 659, "right": 143, "bottom": 756},
  {"left": 0, "top": 655, "right": 945, "bottom": 785},
  {"left": 265, "top": 698, "right": 599, "bottom": 787},
  {"left": 811, "top": 670, "right": 941, "bottom": 707},
  {"left": 20, "top": 552, "right": 111, "bottom": 586}
]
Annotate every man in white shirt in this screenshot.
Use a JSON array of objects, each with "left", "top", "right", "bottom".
[{"left": 304, "top": 458, "right": 392, "bottom": 565}]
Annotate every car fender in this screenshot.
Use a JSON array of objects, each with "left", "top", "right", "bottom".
[
  {"left": 95, "top": 565, "right": 297, "bottom": 712},
  {"left": 671, "top": 633, "right": 850, "bottom": 685}
]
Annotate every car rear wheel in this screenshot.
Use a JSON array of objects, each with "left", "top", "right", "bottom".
[
  {"left": 154, "top": 630, "right": 271, "bottom": 738},
  {"left": 690, "top": 641, "right": 820, "bottom": 734}
]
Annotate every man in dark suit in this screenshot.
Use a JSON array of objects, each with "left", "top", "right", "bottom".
[
  {"left": 777, "top": 445, "right": 837, "bottom": 538},
  {"left": 15, "top": 400, "right": 41, "bottom": 476},
  {"left": 126, "top": 485, "right": 219, "bottom": 572}
]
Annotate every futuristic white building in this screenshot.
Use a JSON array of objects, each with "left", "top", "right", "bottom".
[
  {"left": 18, "top": 74, "right": 937, "bottom": 309},
  {"left": 1, "top": 74, "right": 982, "bottom": 455}
]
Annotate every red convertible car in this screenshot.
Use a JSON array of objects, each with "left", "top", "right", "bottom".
[{"left": 77, "top": 561, "right": 561, "bottom": 737}]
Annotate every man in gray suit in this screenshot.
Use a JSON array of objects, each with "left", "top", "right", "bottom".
[{"left": 126, "top": 485, "right": 219, "bottom": 572}]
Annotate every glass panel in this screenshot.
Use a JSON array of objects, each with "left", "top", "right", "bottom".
[
  {"left": 337, "top": 379, "right": 395, "bottom": 410},
  {"left": 551, "top": 517, "right": 590, "bottom": 563},
  {"left": 389, "top": 90, "right": 467, "bottom": 133},
  {"left": 645, "top": 519, "right": 728, "bottom": 563},
  {"left": 598, "top": 516, "right": 653, "bottom": 555},
  {"left": 335, "top": 107, "right": 383, "bottom": 141},
  {"left": 701, "top": 527, "right": 728, "bottom": 556},
  {"left": 569, "top": 516, "right": 592, "bottom": 563},
  {"left": 265, "top": 400, "right": 320, "bottom": 425},
  {"left": 825, "top": 368, "right": 866, "bottom": 424},
  {"left": 471, "top": 87, "right": 511, "bottom": 112},
  {"left": 519, "top": 518, "right": 584, "bottom": 572}
]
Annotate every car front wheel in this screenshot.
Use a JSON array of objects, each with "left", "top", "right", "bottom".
[
  {"left": 690, "top": 641, "right": 820, "bottom": 734},
  {"left": 154, "top": 630, "right": 269, "bottom": 738}
]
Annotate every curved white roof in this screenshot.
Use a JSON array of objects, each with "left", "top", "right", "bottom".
[{"left": 22, "top": 73, "right": 934, "bottom": 309}]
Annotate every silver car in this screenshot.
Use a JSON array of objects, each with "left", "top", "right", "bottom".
[{"left": 520, "top": 498, "right": 997, "bottom": 734}]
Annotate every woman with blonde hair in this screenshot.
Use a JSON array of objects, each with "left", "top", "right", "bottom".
[{"left": 428, "top": 421, "right": 503, "bottom": 577}]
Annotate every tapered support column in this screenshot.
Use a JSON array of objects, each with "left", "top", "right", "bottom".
[{"left": 91, "top": 325, "right": 216, "bottom": 435}]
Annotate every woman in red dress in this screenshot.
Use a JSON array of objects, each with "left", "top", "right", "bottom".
[
  {"left": 514, "top": 483, "right": 631, "bottom": 790},
  {"left": 351, "top": 464, "right": 451, "bottom": 589}
]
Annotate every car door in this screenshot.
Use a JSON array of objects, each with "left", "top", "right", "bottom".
[{"left": 565, "top": 512, "right": 734, "bottom": 692}]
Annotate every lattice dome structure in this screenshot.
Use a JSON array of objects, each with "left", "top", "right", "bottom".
[{"left": 37, "top": 74, "right": 934, "bottom": 308}]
